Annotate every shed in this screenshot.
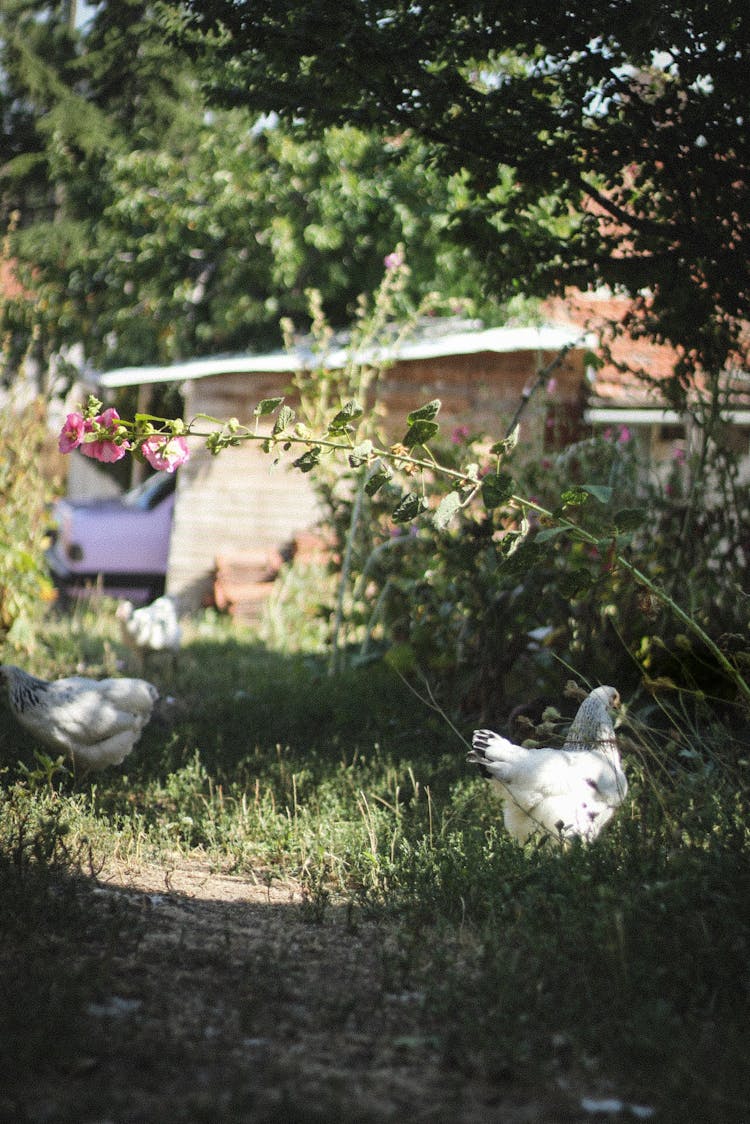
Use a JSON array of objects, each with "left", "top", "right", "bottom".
[{"left": 96, "top": 322, "right": 591, "bottom": 610}]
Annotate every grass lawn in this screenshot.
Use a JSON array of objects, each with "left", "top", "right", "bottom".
[{"left": 1, "top": 600, "right": 749, "bottom": 1122}]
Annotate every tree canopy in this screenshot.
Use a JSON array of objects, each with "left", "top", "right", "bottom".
[
  {"left": 1, "top": 1, "right": 514, "bottom": 375},
  {"left": 3, "top": 2, "right": 748, "bottom": 389},
  {"left": 181, "top": 0, "right": 749, "bottom": 386}
]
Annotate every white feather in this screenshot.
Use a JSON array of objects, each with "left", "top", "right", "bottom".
[
  {"left": 116, "top": 596, "right": 181, "bottom": 670},
  {"left": 468, "top": 685, "right": 627, "bottom": 844},
  {"left": 0, "top": 664, "right": 158, "bottom": 772}
]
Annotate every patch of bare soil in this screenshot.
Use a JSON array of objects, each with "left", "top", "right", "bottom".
[{"left": 10, "top": 859, "right": 597, "bottom": 1123}]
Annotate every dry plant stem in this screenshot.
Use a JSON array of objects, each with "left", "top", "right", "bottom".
[
  {"left": 395, "top": 668, "right": 471, "bottom": 750},
  {"left": 329, "top": 471, "right": 368, "bottom": 676}
]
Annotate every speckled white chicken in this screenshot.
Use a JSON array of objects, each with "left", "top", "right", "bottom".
[
  {"left": 116, "top": 596, "right": 181, "bottom": 672},
  {"left": 467, "top": 685, "right": 627, "bottom": 844},
  {"left": 0, "top": 664, "right": 158, "bottom": 772}
]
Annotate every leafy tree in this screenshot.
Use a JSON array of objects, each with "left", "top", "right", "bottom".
[
  {"left": 59, "top": 115, "right": 508, "bottom": 366},
  {"left": 0, "top": 1, "right": 516, "bottom": 373},
  {"left": 180, "top": 0, "right": 749, "bottom": 390},
  {"left": 0, "top": 0, "right": 197, "bottom": 375}
]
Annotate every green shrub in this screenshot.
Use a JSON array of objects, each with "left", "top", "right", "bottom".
[
  {"left": 300, "top": 420, "right": 749, "bottom": 732},
  {"left": 0, "top": 398, "right": 60, "bottom": 651}
]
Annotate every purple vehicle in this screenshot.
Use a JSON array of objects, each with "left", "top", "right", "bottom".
[{"left": 46, "top": 472, "right": 177, "bottom": 603}]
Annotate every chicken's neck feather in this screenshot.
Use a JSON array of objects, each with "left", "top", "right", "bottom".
[{"left": 6, "top": 668, "right": 48, "bottom": 713}]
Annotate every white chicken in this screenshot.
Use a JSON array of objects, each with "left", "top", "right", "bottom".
[
  {"left": 116, "top": 596, "right": 181, "bottom": 673},
  {"left": 0, "top": 664, "right": 158, "bottom": 772},
  {"left": 467, "top": 685, "right": 627, "bottom": 844}
]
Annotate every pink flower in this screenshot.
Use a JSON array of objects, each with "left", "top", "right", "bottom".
[
  {"left": 384, "top": 250, "right": 405, "bottom": 271},
  {"left": 603, "top": 425, "right": 632, "bottom": 445},
  {"left": 81, "top": 438, "right": 129, "bottom": 463},
  {"left": 141, "top": 434, "right": 190, "bottom": 473},
  {"left": 546, "top": 377, "right": 558, "bottom": 394},
  {"left": 58, "top": 412, "right": 87, "bottom": 453},
  {"left": 80, "top": 407, "right": 130, "bottom": 463},
  {"left": 451, "top": 425, "right": 470, "bottom": 445}
]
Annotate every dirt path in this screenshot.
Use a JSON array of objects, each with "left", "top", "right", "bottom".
[{"left": 15, "top": 859, "right": 605, "bottom": 1123}]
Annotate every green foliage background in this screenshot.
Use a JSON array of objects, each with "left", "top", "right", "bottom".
[
  {"left": 0, "top": 400, "right": 59, "bottom": 648},
  {"left": 0, "top": 1, "right": 520, "bottom": 376}
]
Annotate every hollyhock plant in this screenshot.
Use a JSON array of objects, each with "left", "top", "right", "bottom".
[
  {"left": 80, "top": 407, "right": 130, "bottom": 463},
  {"left": 141, "top": 434, "right": 190, "bottom": 473}
]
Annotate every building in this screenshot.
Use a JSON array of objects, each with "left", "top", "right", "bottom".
[
  {"left": 93, "top": 322, "right": 592, "bottom": 609},
  {"left": 547, "top": 292, "right": 750, "bottom": 480}
]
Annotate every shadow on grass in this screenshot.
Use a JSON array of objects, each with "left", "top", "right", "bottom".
[
  {"left": 2, "top": 626, "right": 750, "bottom": 1122},
  {"left": 3, "top": 821, "right": 750, "bottom": 1124}
]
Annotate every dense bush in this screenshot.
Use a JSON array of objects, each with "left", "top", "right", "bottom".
[{"left": 303, "top": 417, "right": 749, "bottom": 740}]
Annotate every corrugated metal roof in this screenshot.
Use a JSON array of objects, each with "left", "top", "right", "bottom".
[{"left": 96, "top": 324, "right": 592, "bottom": 389}]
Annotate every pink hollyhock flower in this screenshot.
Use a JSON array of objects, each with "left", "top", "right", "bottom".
[
  {"left": 80, "top": 407, "right": 130, "bottom": 463},
  {"left": 141, "top": 434, "right": 190, "bottom": 473},
  {"left": 58, "top": 412, "right": 87, "bottom": 453}
]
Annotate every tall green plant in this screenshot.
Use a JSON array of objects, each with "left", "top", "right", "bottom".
[
  {"left": 0, "top": 399, "right": 59, "bottom": 650},
  {"left": 282, "top": 256, "right": 460, "bottom": 674}
]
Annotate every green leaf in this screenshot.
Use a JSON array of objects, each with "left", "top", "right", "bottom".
[
  {"left": 392, "top": 492, "right": 428, "bottom": 523},
  {"left": 481, "top": 472, "right": 514, "bottom": 510},
  {"left": 489, "top": 424, "right": 519, "bottom": 456},
  {"left": 535, "top": 525, "right": 569, "bottom": 543},
  {"left": 433, "top": 490, "right": 462, "bottom": 530},
  {"left": 365, "top": 464, "right": 393, "bottom": 495},
  {"left": 584, "top": 350, "right": 605, "bottom": 370},
  {"left": 407, "top": 399, "right": 441, "bottom": 424},
  {"left": 498, "top": 539, "right": 542, "bottom": 575},
  {"left": 402, "top": 419, "right": 440, "bottom": 447},
  {"left": 328, "top": 400, "right": 364, "bottom": 434},
  {"left": 254, "top": 397, "right": 285, "bottom": 417},
  {"left": 272, "top": 404, "right": 296, "bottom": 436},
  {"left": 561, "top": 487, "right": 589, "bottom": 507},
  {"left": 292, "top": 446, "right": 321, "bottom": 473},
  {"left": 582, "top": 483, "right": 613, "bottom": 504}
]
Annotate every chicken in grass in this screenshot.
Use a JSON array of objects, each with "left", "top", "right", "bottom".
[
  {"left": 116, "top": 595, "right": 181, "bottom": 674},
  {"left": 467, "top": 685, "right": 627, "bottom": 844},
  {"left": 0, "top": 664, "right": 158, "bottom": 772}
]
